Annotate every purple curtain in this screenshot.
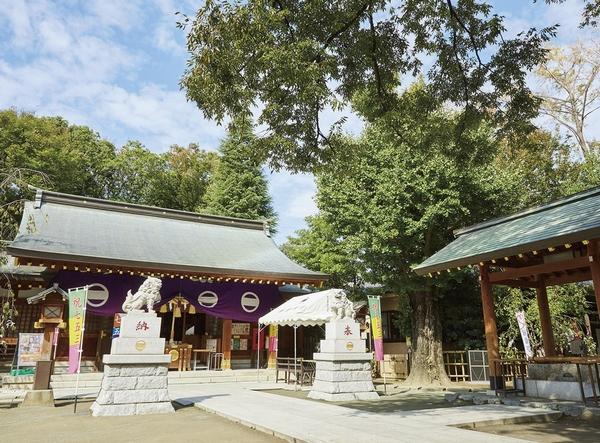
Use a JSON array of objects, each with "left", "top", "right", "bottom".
[{"left": 54, "top": 271, "right": 282, "bottom": 322}]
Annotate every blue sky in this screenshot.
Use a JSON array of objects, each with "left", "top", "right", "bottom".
[{"left": 0, "top": 0, "right": 596, "bottom": 243}]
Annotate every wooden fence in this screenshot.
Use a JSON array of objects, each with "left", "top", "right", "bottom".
[{"left": 443, "top": 351, "right": 470, "bottom": 382}]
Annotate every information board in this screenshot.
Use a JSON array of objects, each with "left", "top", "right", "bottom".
[{"left": 17, "top": 333, "right": 46, "bottom": 367}]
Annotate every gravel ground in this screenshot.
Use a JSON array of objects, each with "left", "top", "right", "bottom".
[{"left": 0, "top": 401, "right": 283, "bottom": 443}]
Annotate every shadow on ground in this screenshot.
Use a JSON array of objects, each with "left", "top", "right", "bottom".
[
  {"left": 474, "top": 416, "right": 600, "bottom": 443},
  {"left": 258, "top": 387, "right": 469, "bottom": 413}
]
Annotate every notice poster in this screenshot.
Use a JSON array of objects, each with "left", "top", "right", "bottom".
[
  {"left": 68, "top": 287, "right": 88, "bottom": 374},
  {"left": 17, "top": 333, "right": 45, "bottom": 367},
  {"left": 239, "top": 339, "right": 248, "bottom": 351},
  {"left": 268, "top": 324, "right": 278, "bottom": 352},
  {"left": 368, "top": 295, "right": 384, "bottom": 361},
  {"left": 112, "top": 313, "right": 122, "bottom": 338},
  {"left": 232, "top": 322, "right": 250, "bottom": 335},
  {"left": 515, "top": 310, "right": 533, "bottom": 358},
  {"left": 206, "top": 339, "right": 218, "bottom": 352}
]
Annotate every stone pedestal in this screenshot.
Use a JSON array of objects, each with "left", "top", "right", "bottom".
[
  {"left": 308, "top": 320, "right": 379, "bottom": 401},
  {"left": 91, "top": 312, "right": 174, "bottom": 416}
]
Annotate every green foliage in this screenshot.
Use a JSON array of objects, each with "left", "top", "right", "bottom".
[
  {"left": 0, "top": 110, "right": 233, "bottom": 248},
  {"left": 0, "top": 109, "right": 116, "bottom": 240},
  {"left": 109, "top": 141, "right": 170, "bottom": 207},
  {"left": 163, "top": 144, "right": 219, "bottom": 212},
  {"left": 202, "top": 118, "right": 277, "bottom": 226},
  {"left": 495, "top": 284, "right": 596, "bottom": 357},
  {"left": 282, "top": 214, "right": 363, "bottom": 294},
  {"left": 181, "top": 0, "right": 556, "bottom": 171},
  {"left": 109, "top": 141, "right": 218, "bottom": 211},
  {"left": 284, "top": 81, "right": 600, "bottom": 357}
]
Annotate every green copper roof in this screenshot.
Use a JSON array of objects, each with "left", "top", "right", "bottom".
[
  {"left": 8, "top": 190, "right": 327, "bottom": 283},
  {"left": 414, "top": 187, "right": 600, "bottom": 275}
]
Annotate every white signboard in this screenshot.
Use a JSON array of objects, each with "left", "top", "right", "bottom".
[{"left": 515, "top": 311, "right": 533, "bottom": 358}]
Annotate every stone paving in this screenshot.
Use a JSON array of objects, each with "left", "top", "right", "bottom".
[{"left": 169, "top": 382, "right": 560, "bottom": 443}]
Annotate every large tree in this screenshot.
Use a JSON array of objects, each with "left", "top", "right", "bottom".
[
  {"left": 534, "top": 42, "right": 600, "bottom": 158},
  {"left": 306, "top": 84, "right": 504, "bottom": 385},
  {"left": 180, "top": 0, "right": 555, "bottom": 171},
  {"left": 202, "top": 118, "right": 277, "bottom": 226}
]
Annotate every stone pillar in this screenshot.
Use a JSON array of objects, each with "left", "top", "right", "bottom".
[
  {"left": 308, "top": 320, "right": 378, "bottom": 401},
  {"left": 221, "top": 319, "right": 232, "bottom": 369},
  {"left": 91, "top": 312, "right": 174, "bottom": 416}
]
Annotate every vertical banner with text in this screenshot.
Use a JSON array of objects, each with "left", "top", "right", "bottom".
[
  {"left": 515, "top": 310, "right": 533, "bottom": 359},
  {"left": 368, "top": 295, "right": 384, "bottom": 361},
  {"left": 68, "top": 287, "right": 88, "bottom": 374}
]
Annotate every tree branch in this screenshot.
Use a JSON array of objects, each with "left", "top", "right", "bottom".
[
  {"left": 368, "top": 11, "right": 387, "bottom": 113},
  {"left": 446, "top": 0, "right": 484, "bottom": 69},
  {"left": 321, "top": 1, "right": 373, "bottom": 55}
]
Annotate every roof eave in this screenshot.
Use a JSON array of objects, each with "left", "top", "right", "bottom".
[
  {"left": 413, "top": 226, "right": 600, "bottom": 276},
  {"left": 7, "top": 246, "right": 329, "bottom": 283}
]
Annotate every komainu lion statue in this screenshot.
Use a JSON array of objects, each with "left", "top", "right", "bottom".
[
  {"left": 122, "top": 277, "right": 162, "bottom": 313},
  {"left": 329, "top": 290, "right": 355, "bottom": 320}
]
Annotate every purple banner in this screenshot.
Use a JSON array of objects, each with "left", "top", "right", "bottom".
[{"left": 53, "top": 271, "right": 283, "bottom": 322}]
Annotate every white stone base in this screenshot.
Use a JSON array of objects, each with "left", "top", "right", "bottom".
[
  {"left": 309, "top": 357, "right": 378, "bottom": 402},
  {"left": 312, "top": 379, "right": 376, "bottom": 393},
  {"left": 313, "top": 352, "right": 373, "bottom": 361},
  {"left": 110, "top": 337, "right": 166, "bottom": 355},
  {"left": 91, "top": 359, "right": 174, "bottom": 417},
  {"left": 103, "top": 354, "right": 171, "bottom": 364},
  {"left": 517, "top": 378, "right": 597, "bottom": 402},
  {"left": 308, "top": 391, "right": 380, "bottom": 401}
]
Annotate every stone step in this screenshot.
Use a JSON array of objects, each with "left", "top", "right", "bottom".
[
  {"left": 49, "top": 370, "right": 276, "bottom": 391},
  {"left": 50, "top": 380, "right": 103, "bottom": 389},
  {"left": 51, "top": 373, "right": 104, "bottom": 382}
]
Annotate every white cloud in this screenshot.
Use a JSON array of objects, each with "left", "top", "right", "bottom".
[
  {"left": 0, "top": 0, "right": 34, "bottom": 48},
  {"left": 0, "top": 0, "right": 224, "bottom": 151}
]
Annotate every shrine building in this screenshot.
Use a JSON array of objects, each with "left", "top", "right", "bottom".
[{"left": 2, "top": 189, "right": 327, "bottom": 371}]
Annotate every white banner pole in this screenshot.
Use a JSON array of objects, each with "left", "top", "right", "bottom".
[{"left": 73, "top": 285, "right": 88, "bottom": 414}]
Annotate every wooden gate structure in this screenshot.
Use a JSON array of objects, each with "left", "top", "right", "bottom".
[{"left": 415, "top": 187, "right": 600, "bottom": 390}]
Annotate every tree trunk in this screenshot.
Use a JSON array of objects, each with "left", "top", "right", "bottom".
[{"left": 404, "top": 290, "right": 451, "bottom": 387}]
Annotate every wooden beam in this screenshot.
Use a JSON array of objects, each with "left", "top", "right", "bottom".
[
  {"left": 544, "top": 270, "right": 592, "bottom": 286},
  {"left": 479, "top": 264, "right": 503, "bottom": 390},
  {"left": 488, "top": 256, "right": 591, "bottom": 283},
  {"left": 535, "top": 278, "right": 556, "bottom": 357},
  {"left": 588, "top": 241, "right": 600, "bottom": 316},
  {"left": 491, "top": 279, "right": 540, "bottom": 289}
]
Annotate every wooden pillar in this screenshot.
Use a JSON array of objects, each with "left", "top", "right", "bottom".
[
  {"left": 535, "top": 278, "right": 556, "bottom": 357},
  {"left": 221, "top": 319, "right": 232, "bottom": 369},
  {"left": 588, "top": 241, "right": 600, "bottom": 317},
  {"left": 479, "top": 264, "right": 503, "bottom": 390}
]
